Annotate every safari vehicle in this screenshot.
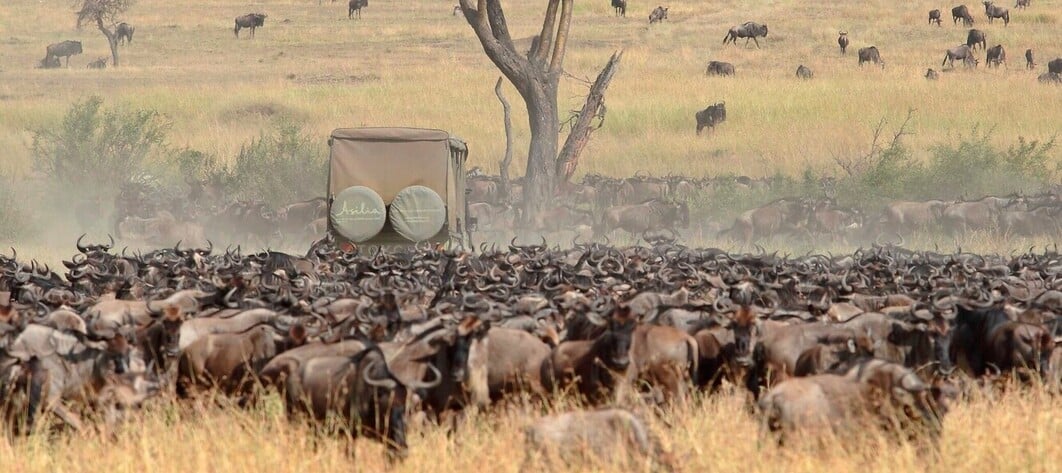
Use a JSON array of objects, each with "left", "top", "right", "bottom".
[{"left": 327, "top": 127, "right": 471, "bottom": 247}]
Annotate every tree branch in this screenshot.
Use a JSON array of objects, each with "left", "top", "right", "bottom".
[
  {"left": 495, "top": 77, "right": 514, "bottom": 202},
  {"left": 531, "top": 0, "right": 560, "bottom": 67},
  {"left": 555, "top": 51, "right": 623, "bottom": 182},
  {"left": 459, "top": 0, "right": 528, "bottom": 89},
  {"left": 549, "top": 0, "right": 573, "bottom": 74}
]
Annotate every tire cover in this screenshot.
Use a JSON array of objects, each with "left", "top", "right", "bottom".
[
  {"left": 330, "top": 186, "right": 386, "bottom": 242},
  {"left": 389, "top": 185, "right": 447, "bottom": 242}
]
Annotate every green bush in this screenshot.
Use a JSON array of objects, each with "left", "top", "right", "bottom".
[{"left": 224, "top": 118, "right": 327, "bottom": 207}]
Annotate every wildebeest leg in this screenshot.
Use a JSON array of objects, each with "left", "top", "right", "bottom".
[
  {"left": 52, "top": 403, "right": 85, "bottom": 432},
  {"left": 753, "top": 37, "right": 761, "bottom": 48}
]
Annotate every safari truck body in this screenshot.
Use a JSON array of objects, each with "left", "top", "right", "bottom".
[{"left": 327, "top": 127, "right": 471, "bottom": 247}]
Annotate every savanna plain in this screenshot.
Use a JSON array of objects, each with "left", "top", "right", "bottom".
[{"left": 1, "top": 0, "right": 1061, "bottom": 472}]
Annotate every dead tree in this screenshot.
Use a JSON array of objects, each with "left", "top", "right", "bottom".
[
  {"left": 457, "top": 0, "right": 621, "bottom": 222},
  {"left": 495, "top": 77, "right": 514, "bottom": 203},
  {"left": 76, "top": 0, "right": 133, "bottom": 67}
]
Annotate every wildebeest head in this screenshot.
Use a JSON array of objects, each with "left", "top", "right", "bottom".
[
  {"left": 588, "top": 305, "right": 636, "bottom": 369},
  {"left": 446, "top": 316, "right": 490, "bottom": 382},
  {"left": 729, "top": 305, "right": 760, "bottom": 366}
]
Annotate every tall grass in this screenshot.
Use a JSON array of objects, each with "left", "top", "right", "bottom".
[{"left": 0, "top": 390, "right": 1058, "bottom": 473}]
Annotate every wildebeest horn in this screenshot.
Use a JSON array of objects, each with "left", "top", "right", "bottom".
[
  {"left": 585, "top": 311, "right": 607, "bottom": 326},
  {"left": 76, "top": 234, "right": 88, "bottom": 254},
  {"left": 404, "top": 363, "right": 444, "bottom": 390},
  {"left": 104, "top": 234, "right": 114, "bottom": 250},
  {"left": 363, "top": 358, "right": 398, "bottom": 389}
]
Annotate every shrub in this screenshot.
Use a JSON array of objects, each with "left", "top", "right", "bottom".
[{"left": 224, "top": 118, "right": 327, "bottom": 207}]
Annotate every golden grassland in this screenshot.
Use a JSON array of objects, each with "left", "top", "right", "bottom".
[
  {"left": 1, "top": 0, "right": 1060, "bottom": 180},
  {"left": 0, "top": 389, "right": 1059, "bottom": 473}
]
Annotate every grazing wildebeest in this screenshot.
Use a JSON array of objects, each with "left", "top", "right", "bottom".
[
  {"left": 1014, "top": 0, "right": 1029, "bottom": 8},
  {"left": 523, "top": 409, "right": 676, "bottom": 472},
  {"left": 44, "top": 40, "right": 82, "bottom": 67},
  {"left": 966, "top": 29, "right": 986, "bottom": 50},
  {"left": 837, "top": 31, "right": 849, "bottom": 54},
  {"left": 944, "top": 44, "right": 979, "bottom": 68},
  {"left": 952, "top": 4, "right": 975, "bottom": 26},
  {"left": 1040, "top": 72, "right": 1062, "bottom": 84},
  {"left": 234, "top": 13, "right": 266, "bottom": 38},
  {"left": 649, "top": 6, "right": 668, "bottom": 24},
  {"left": 796, "top": 64, "right": 813, "bottom": 79},
  {"left": 611, "top": 0, "right": 626, "bottom": 17},
  {"left": 1049, "top": 57, "right": 1062, "bottom": 74},
  {"left": 597, "top": 199, "right": 690, "bottom": 237},
  {"left": 349, "top": 0, "right": 368, "bottom": 19},
  {"left": 87, "top": 57, "right": 108, "bottom": 69},
  {"left": 929, "top": 9, "right": 943, "bottom": 26},
  {"left": 926, "top": 68, "right": 940, "bottom": 80},
  {"left": 858, "top": 46, "right": 884, "bottom": 68},
  {"left": 705, "top": 60, "right": 735, "bottom": 76},
  {"left": 983, "top": 1, "right": 1009, "bottom": 25},
  {"left": 115, "top": 22, "right": 134, "bottom": 45},
  {"left": 950, "top": 304, "right": 1055, "bottom": 382},
  {"left": 723, "top": 21, "right": 769, "bottom": 48},
  {"left": 695, "top": 102, "right": 726, "bottom": 135},
  {"left": 986, "top": 44, "right": 1006, "bottom": 68}
]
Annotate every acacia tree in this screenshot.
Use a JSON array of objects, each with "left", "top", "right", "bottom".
[
  {"left": 458, "top": 0, "right": 621, "bottom": 221},
  {"left": 76, "top": 0, "right": 133, "bottom": 67}
]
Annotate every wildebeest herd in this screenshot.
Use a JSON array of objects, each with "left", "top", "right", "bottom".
[{"left": 0, "top": 232, "right": 1059, "bottom": 463}]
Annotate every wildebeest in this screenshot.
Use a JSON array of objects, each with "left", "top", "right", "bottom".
[
  {"left": 611, "top": 0, "right": 626, "bottom": 17},
  {"left": 1049, "top": 57, "right": 1062, "bottom": 74},
  {"left": 349, "top": 0, "right": 367, "bottom": 19},
  {"left": 541, "top": 306, "right": 637, "bottom": 405},
  {"left": 649, "top": 6, "right": 668, "bottom": 24},
  {"left": 949, "top": 304, "right": 1056, "bottom": 382},
  {"left": 929, "top": 9, "right": 943, "bottom": 26},
  {"left": 1040, "top": 72, "right": 1062, "bottom": 84},
  {"left": 695, "top": 102, "right": 727, "bottom": 135},
  {"left": 857, "top": 46, "right": 884, "bottom": 68},
  {"left": 1025, "top": 49, "right": 1035, "bottom": 69},
  {"left": 926, "top": 68, "right": 940, "bottom": 80},
  {"left": 943, "top": 44, "right": 979, "bottom": 68},
  {"left": 966, "top": 28, "right": 986, "bottom": 50},
  {"left": 597, "top": 199, "right": 689, "bottom": 237},
  {"left": 523, "top": 408, "right": 676, "bottom": 472},
  {"left": 44, "top": 40, "right": 83, "bottom": 67},
  {"left": 115, "top": 22, "right": 134, "bottom": 45},
  {"left": 982, "top": 1, "right": 1009, "bottom": 25},
  {"left": 723, "top": 21, "right": 768, "bottom": 48},
  {"left": 87, "top": 57, "right": 108, "bottom": 69},
  {"left": 1014, "top": 0, "right": 1029, "bottom": 8},
  {"left": 234, "top": 13, "right": 267, "bottom": 38},
  {"left": 952, "top": 4, "right": 975, "bottom": 26},
  {"left": 837, "top": 31, "right": 849, "bottom": 54},
  {"left": 705, "top": 60, "right": 735, "bottom": 76},
  {"left": 986, "top": 44, "right": 1006, "bottom": 68},
  {"left": 796, "top": 64, "right": 813, "bottom": 79}
]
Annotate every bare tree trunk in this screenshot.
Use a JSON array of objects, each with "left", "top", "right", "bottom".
[
  {"left": 494, "top": 77, "right": 514, "bottom": 203},
  {"left": 520, "top": 82, "right": 559, "bottom": 225},
  {"left": 556, "top": 51, "right": 622, "bottom": 182},
  {"left": 96, "top": 17, "right": 119, "bottom": 66}
]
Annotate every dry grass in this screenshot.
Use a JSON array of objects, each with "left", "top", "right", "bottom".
[
  {"left": 1, "top": 0, "right": 1060, "bottom": 180},
  {"left": 0, "top": 389, "right": 1058, "bottom": 473}
]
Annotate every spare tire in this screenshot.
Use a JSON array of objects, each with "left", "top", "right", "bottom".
[
  {"left": 330, "top": 186, "right": 386, "bottom": 242},
  {"left": 389, "top": 185, "right": 447, "bottom": 242}
]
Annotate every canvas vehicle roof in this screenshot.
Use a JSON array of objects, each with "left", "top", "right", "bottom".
[{"left": 327, "top": 127, "right": 468, "bottom": 245}]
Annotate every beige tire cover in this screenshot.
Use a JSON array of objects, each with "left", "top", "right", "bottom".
[
  {"left": 330, "top": 186, "right": 386, "bottom": 242},
  {"left": 389, "top": 185, "right": 447, "bottom": 242}
]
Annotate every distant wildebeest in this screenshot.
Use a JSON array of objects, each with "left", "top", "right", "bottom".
[
  {"left": 926, "top": 68, "right": 940, "bottom": 80},
  {"left": 723, "top": 21, "right": 769, "bottom": 48},
  {"left": 1048, "top": 57, "right": 1062, "bottom": 74},
  {"left": 857, "top": 46, "right": 884, "bottom": 68},
  {"left": 929, "top": 9, "right": 943, "bottom": 26},
  {"left": 1014, "top": 0, "right": 1029, "bottom": 8},
  {"left": 837, "top": 31, "right": 849, "bottom": 54},
  {"left": 87, "top": 57, "right": 108, "bottom": 69},
  {"left": 695, "top": 102, "right": 727, "bottom": 135},
  {"left": 349, "top": 0, "right": 367, "bottom": 19},
  {"left": 44, "top": 40, "right": 83, "bottom": 67},
  {"left": 611, "top": 0, "right": 626, "bottom": 17},
  {"left": 944, "top": 44, "right": 979, "bottom": 67},
  {"left": 796, "top": 64, "right": 813, "bottom": 79},
  {"left": 705, "top": 60, "right": 735, "bottom": 76},
  {"left": 952, "top": 5, "right": 975, "bottom": 26},
  {"left": 649, "top": 6, "right": 668, "bottom": 24},
  {"left": 983, "top": 1, "right": 1009, "bottom": 25},
  {"left": 115, "top": 22, "right": 134, "bottom": 45},
  {"left": 37, "top": 55, "right": 61, "bottom": 69},
  {"left": 234, "top": 13, "right": 266, "bottom": 38},
  {"left": 1039, "top": 72, "right": 1062, "bottom": 84},
  {"left": 1025, "top": 49, "right": 1035, "bottom": 69},
  {"left": 966, "top": 28, "right": 986, "bottom": 50},
  {"left": 523, "top": 409, "right": 676, "bottom": 472},
  {"left": 986, "top": 44, "right": 1006, "bottom": 68}
]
